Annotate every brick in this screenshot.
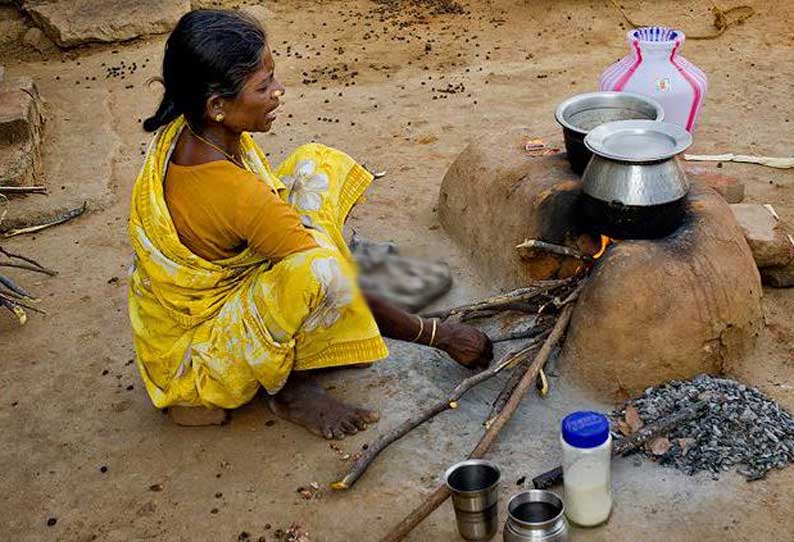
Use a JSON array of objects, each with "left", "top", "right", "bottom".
[
  {"left": 0, "top": 76, "right": 45, "bottom": 186},
  {"left": 684, "top": 165, "right": 745, "bottom": 203},
  {"left": 731, "top": 204, "right": 794, "bottom": 268}
]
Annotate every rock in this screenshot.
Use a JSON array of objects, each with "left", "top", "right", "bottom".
[
  {"left": 0, "top": 7, "right": 27, "bottom": 47},
  {"left": 0, "top": 76, "right": 45, "bottom": 187},
  {"left": 439, "top": 127, "right": 763, "bottom": 399},
  {"left": 24, "top": 0, "right": 191, "bottom": 48},
  {"left": 21, "top": 26, "right": 56, "bottom": 54},
  {"left": 761, "top": 262, "right": 794, "bottom": 288},
  {"left": 731, "top": 203, "right": 794, "bottom": 268},
  {"left": 683, "top": 165, "right": 745, "bottom": 203}
]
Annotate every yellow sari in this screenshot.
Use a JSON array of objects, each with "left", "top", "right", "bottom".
[{"left": 128, "top": 117, "right": 388, "bottom": 409}]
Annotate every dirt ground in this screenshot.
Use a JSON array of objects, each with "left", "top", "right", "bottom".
[{"left": 2, "top": 1, "right": 794, "bottom": 541}]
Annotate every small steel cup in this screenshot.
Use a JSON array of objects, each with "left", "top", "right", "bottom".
[
  {"left": 444, "top": 459, "right": 502, "bottom": 540},
  {"left": 503, "top": 490, "right": 568, "bottom": 542}
]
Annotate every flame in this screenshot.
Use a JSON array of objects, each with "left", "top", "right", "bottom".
[{"left": 592, "top": 235, "right": 612, "bottom": 260}]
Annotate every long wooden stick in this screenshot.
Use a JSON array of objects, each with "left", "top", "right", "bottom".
[
  {"left": 2, "top": 201, "right": 87, "bottom": 238},
  {"left": 379, "top": 301, "right": 576, "bottom": 542},
  {"left": 0, "top": 262, "right": 57, "bottom": 276},
  {"left": 516, "top": 239, "right": 591, "bottom": 261},
  {"left": 531, "top": 399, "right": 709, "bottom": 489},
  {"left": 332, "top": 340, "right": 545, "bottom": 490},
  {"left": 422, "top": 280, "right": 573, "bottom": 320},
  {"left": 0, "top": 186, "right": 47, "bottom": 195},
  {"left": 0, "top": 247, "right": 52, "bottom": 270}
]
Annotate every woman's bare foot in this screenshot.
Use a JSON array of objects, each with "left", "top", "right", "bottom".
[
  {"left": 267, "top": 373, "right": 380, "bottom": 440},
  {"left": 434, "top": 321, "right": 493, "bottom": 369}
]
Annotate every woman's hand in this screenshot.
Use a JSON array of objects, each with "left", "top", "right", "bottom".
[{"left": 434, "top": 321, "right": 493, "bottom": 369}]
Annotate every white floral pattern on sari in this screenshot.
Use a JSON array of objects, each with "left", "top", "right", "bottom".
[
  {"left": 281, "top": 159, "right": 329, "bottom": 212},
  {"left": 302, "top": 258, "right": 353, "bottom": 332}
]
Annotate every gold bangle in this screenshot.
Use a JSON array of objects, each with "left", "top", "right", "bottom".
[
  {"left": 411, "top": 315, "right": 424, "bottom": 343},
  {"left": 429, "top": 318, "right": 438, "bottom": 347}
]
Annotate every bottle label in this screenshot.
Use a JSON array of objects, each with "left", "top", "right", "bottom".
[{"left": 655, "top": 78, "right": 672, "bottom": 92}]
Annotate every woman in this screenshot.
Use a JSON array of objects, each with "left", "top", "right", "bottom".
[{"left": 129, "top": 9, "right": 492, "bottom": 440}]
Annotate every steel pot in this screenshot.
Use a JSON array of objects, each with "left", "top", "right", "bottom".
[
  {"left": 503, "top": 490, "right": 568, "bottom": 542},
  {"left": 555, "top": 91, "right": 664, "bottom": 175},
  {"left": 580, "top": 120, "right": 693, "bottom": 239}
]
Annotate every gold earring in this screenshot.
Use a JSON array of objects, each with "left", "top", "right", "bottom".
[
  {"left": 272, "top": 89, "right": 283, "bottom": 99},
  {"left": 215, "top": 113, "right": 225, "bottom": 122}
]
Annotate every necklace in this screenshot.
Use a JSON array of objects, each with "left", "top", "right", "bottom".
[{"left": 186, "top": 123, "right": 246, "bottom": 169}]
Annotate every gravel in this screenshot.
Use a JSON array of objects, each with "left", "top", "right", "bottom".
[{"left": 614, "top": 374, "right": 794, "bottom": 481}]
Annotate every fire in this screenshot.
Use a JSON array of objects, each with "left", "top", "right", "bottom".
[{"left": 592, "top": 235, "right": 612, "bottom": 260}]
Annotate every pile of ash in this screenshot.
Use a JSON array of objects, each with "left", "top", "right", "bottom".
[{"left": 614, "top": 374, "right": 794, "bottom": 481}]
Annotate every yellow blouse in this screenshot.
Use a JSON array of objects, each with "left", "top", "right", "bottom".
[{"left": 165, "top": 160, "right": 318, "bottom": 261}]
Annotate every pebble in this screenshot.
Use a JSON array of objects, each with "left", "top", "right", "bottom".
[{"left": 614, "top": 374, "right": 794, "bottom": 481}]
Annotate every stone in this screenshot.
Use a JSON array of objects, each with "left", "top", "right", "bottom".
[
  {"left": 24, "top": 0, "right": 191, "bottom": 48},
  {"left": 683, "top": 165, "right": 745, "bottom": 203},
  {"left": 0, "top": 76, "right": 45, "bottom": 187},
  {"left": 21, "top": 26, "right": 56, "bottom": 54},
  {"left": 439, "top": 127, "right": 763, "bottom": 400},
  {"left": 761, "top": 262, "right": 794, "bottom": 288},
  {"left": 731, "top": 203, "right": 794, "bottom": 268},
  {"left": 0, "top": 7, "right": 27, "bottom": 47}
]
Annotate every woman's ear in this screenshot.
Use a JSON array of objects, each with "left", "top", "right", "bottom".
[{"left": 206, "top": 94, "right": 226, "bottom": 123}]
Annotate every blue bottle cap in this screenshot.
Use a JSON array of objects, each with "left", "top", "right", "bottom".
[{"left": 561, "top": 411, "right": 610, "bottom": 449}]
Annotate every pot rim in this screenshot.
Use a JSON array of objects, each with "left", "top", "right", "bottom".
[
  {"left": 584, "top": 119, "right": 693, "bottom": 162},
  {"left": 443, "top": 459, "right": 502, "bottom": 496},
  {"left": 554, "top": 91, "right": 664, "bottom": 135},
  {"left": 506, "top": 490, "right": 566, "bottom": 528}
]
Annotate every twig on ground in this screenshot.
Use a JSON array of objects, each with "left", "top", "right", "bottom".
[
  {"left": 0, "top": 186, "right": 48, "bottom": 195},
  {"left": 0, "top": 262, "right": 57, "bottom": 276},
  {"left": 0, "top": 271, "right": 34, "bottom": 299},
  {"left": 378, "top": 299, "right": 578, "bottom": 542},
  {"left": 2, "top": 201, "right": 87, "bottom": 238},
  {"left": 332, "top": 340, "right": 545, "bottom": 490},
  {"left": 0, "top": 247, "right": 54, "bottom": 272}
]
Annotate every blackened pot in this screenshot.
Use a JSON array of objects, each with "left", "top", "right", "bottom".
[{"left": 555, "top": 92, "right": 664, "bottom": 175}]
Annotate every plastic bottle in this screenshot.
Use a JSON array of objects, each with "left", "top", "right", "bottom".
[
  {"left": 599, "top": 26, "right": 708, "bottom": 133},
  {"left": 560, "top": 411, "right": 612, "bottom": 527}
]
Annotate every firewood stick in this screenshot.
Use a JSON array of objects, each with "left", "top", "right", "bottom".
[
  {"left": 331, "top": 340, "right": 545, "bottom": 491},
  {"left": 0, "top": 186, "right": 47, "bottom": 195},
  {"left": 0, "top": 271, "right": 34, "bottom": 299},
  {"left": 0, "top": 262, "right": 57, "bottom": 276},
  {"left": 0, "top": 298, "right": 27, "bottom": 324},
  {"left": 490, "top": 327, "right": 550, "bottom": 344},
  {"left": 0, "top": 293, "right": 45, "bottom": 314},
  {"left": 0, "top": 247, "right": 54, "bottom": 272},
  {"left": 531, "top": 400, "right": 709, "bottom": 490},
  {"left": 422, "top": 279, "right": 573, "bottom": 320},
  {"left": 2, "top": 201, "right": 87, "bottom": 238},
  {"left": 378, "top": 301, "right": 576, "bottom": 542},
  {"left": 516, "top": 239, "right": 591, "bottom": 261}
]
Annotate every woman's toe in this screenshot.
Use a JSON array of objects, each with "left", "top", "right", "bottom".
[
  {"left": 340, "top": 420, "right": 358, "bottom": 435},
  {"left": 357, "top": 408, "right": 380, "bottom": 424}
]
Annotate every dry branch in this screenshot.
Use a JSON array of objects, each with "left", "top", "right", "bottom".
[
  {"left": 332, "top": 339, "right": 545, "bottom": 490},
  {"left": 0, "top": 262, "right": 57, "bottom": 276},
  {"left": 516, "top": 239, "right": 591, "bottom": 261},
  {"left": 422, "top": 279, "right": 574, "bottom": 320},
  {"left": 2, "top": 201, "right": 87, "bottom": 238},
  {"left": 0, "top": 186, "right": 47, "bottom": 195},
  {"left": 379, "top": 300, "right": 577, "bottom": 542}
]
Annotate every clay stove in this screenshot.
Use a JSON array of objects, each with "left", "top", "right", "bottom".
[{"left": 438, "top": 127, "right": 763, "bottom": 400}]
